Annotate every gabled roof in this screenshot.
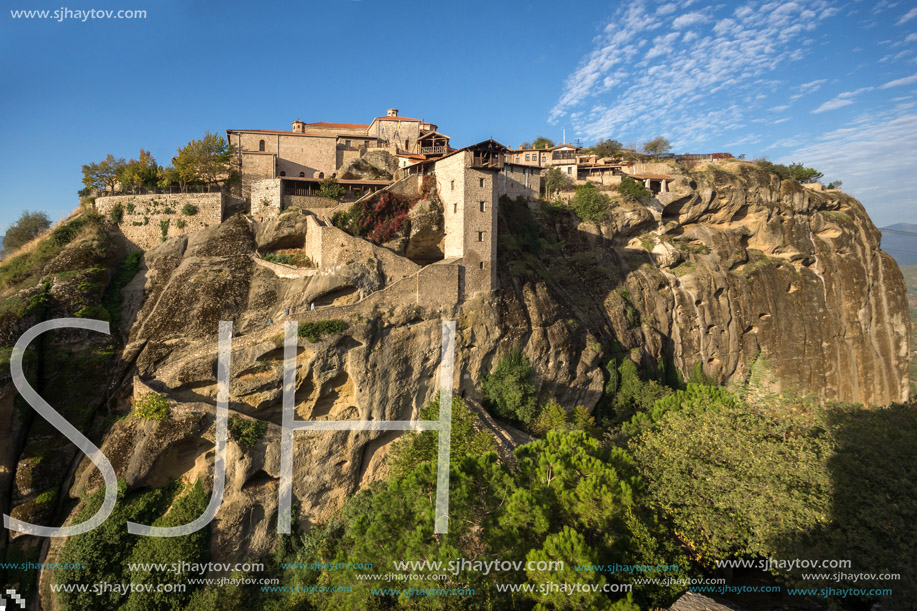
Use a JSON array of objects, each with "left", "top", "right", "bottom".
[
  {"left": 549, "top": 143, "right": 580, "bottom": 150},
  {"left": 418, "top": 130, "right": 450, "bottom": 140}
]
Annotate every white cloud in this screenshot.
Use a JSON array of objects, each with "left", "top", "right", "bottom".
[
  {"left": 657, "top": 3, "right": 677, "bottom": 15},
  {"left": 797, "top": 78, "right": 827, "bottom": 93},
  {"left": 770, "top": 104, "right": 791, "bottom": 111},
  {"left": 812, "top": 98, "right": 854, "bottom": 113},
  {"left": 880, "top": 74, "right": 917, "bottom": 88},
  {"left": 897, "top": 7, "right": 917, "bottom": 24},
  {"left": 906, "top": 33, "right": 917, "bottom": 43},
  {"left": 811, "top": 87, "right": 875, "bottom": 113},
  {"left": 548, "top": 0, "right": 834, "bottom": 143},
  {"left": 672, "top": 12, "right": 708, "bottom": 29}
]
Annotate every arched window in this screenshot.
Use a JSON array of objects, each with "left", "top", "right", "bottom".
[
  {"left": 259, "top": 140, "right": 265, "bottom": 152},
  {"left": 299, "top": 172, "right": 305, "bottom": 177},
  {"left": 279, "top": 171, "right": 286, "bottom": 177},
  {"left": 318, "top": 172, "right": 324, "bottom": 179}
]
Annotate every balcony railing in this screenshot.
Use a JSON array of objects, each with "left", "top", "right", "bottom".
[{"left": 420, "top": 145, "right": 447, "bottom": 155}]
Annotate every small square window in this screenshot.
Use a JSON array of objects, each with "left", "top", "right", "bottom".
[{"left": 479, "top": 201, "right": 486, "bottom": 212}]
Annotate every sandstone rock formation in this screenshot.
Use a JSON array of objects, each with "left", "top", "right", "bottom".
[{"left": 0, "top": 162, "right": 909, "bottom": 606}]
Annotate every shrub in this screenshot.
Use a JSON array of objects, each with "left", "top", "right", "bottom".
[
  {"left": 570, "top": 182, "right": 611, "bottom": 223},
  {"left": 228, "top": 415, "right": 267, "bottom": 448},
  {"left": 262, "top": 252, "right": 312, "bottom": 267},
  {"left": 163, "top": 207, "right": 175, "bottom": 214},
  {"left": 3, "top": 210, "right": 52, "bottom": 252},
  {"left": 125, "top": 202, "right": 135, "bottom": 214},
  {"left": 618, "top": 176, "right": 652, "bottom": 204},
  {"left": 108, "top": 203, "right": 124, "bottom": 224},
  {"left": 318, "top": 177, "right": 346, "bottom": 200},
  {"left": 74, "top": 304, "right": 111, "bottom": 321},
  {"left": 176, "top": 219, "right": 186, "bottom": 229},
  {"left": 159, "top": 219, "right": 169, "bottom": 241},
  {"left": 297, "top": 319, "right": 347, "bottom": 342},
  {"left": 181, "top": 203, "right": 199, "bottom": 216},
  {"left": 135, "top": 393, "right": 170, "bottom": 421},
  {"left": 482, "top": 348, "right": 538, "bottom": 423}
]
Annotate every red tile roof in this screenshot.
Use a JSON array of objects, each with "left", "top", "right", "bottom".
[
  {"left": 226, "top": 129, "right": 336, "bottom": 138},
  {"left": 373, "top": 116, "right": 421, "bottom": 122},
  {"left": 306, "top": 122, "right": 370, "bottom": 129}
]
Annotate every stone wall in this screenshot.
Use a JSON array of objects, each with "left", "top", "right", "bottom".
[
  {"left": 282, "top": 195, "right": 340, "bottom": 211},
  {"left": 304, "top": 216, "right": 420, "bottom": 284},
  {"left": 291, "top": 261, "right": 460, "bottom": 319},
  {"left": 94, "top": 192, "right": 224, "bottom": 250},
  {"left": 499, "top": 163, "right": 541, "bottom": 200},
  {"left": 250, "top": 179, "right": 282, "bottom": 221}
]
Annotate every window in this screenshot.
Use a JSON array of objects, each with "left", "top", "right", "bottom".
[
  {"left": 345, "top": 140, "right": 351, "bottom": 147},
  {"left": 280, "top": 171, "right": 286, "bottom": 176},
  {"left": 525, "top": 154, "right": 530, "bottom": 161},
  {"left": 299, "top": 172, "right": 305, "bottom": 177},
  {"left": 541, "top": 154, "right": 546, "bottom": 162},
  {"left": 453, "top": 203, "right": 458, "bottom": 213},
  {"left": 567, "top": 167, "right": 572, "bottom": 174},
  {"left": 318, "top": 172, "right": 324, "bottom": 179},
  {"left": 479, "top": 262, "right": 485, "bottom": 270},
  {"left": 259, "top": 140, "right": 265, "bottom": 152},
  {"left": 479, "top": 178, "right": 485, "bottom": 187},
  {"left": 479, "top": 201, "right": 486, "bottom": 212},
  {"left": 477, "top": 231, "right": 484, "bottom": 242},
  {"left": 451, "top": 180, "right": 455, "bottom": 191}
]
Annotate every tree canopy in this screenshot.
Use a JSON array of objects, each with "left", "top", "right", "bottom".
[
  {"left": 642, "top": 137, "right": 671, "bottom": 158},
  {"left": 590, "top": 139, "right": 623, "bottom": 158},
  {"left": 532, "top": 136, "right": 555, "bottom": 149},
  {"left": 571, "top": 182, "right": 612, "bottom": 223},
  {"left": 3, "top": 210, "right": 52, "bottom": 252},
  {"left": 543, "top": 167, "right": 573, "bottom": 198}
]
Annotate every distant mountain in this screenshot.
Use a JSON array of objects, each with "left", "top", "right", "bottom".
[{"left": 880, "top": 224, "right": 917, "bottom": 266}]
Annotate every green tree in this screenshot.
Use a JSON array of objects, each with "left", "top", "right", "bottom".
[
  {"left": 174, "top": 132, "right": 235, "bottom": 189},
  {"left": 119, "top": 149, "right": 160, "bottom": 193},
  {"left": 543, "top": 167, "right": 573, "bottom": 198},
  {"left": 618, "top": 176, "right": 651, "bottom": 204},
  {"left": 3, "top": 210, "right": 52, "bottom": 251},
  {"left": 532, "top": 136, "right": 555, "bottom": 149},
  {"left": 482, "top": 348, "right": 539, "bottom": 423},
  {"left": 571, "top": 182, "right": 612, "bottom": 223},
  {"left": 642, "top": 137, "right": 671, "bottom": 158},
  {"left": 81, "top": 154, "right": 126, "bottom": 194},
  {"left": 591, "top": 139, "right": 623, "bottom": 158},
  {"left": 318, "top": 177, "right": 346, "bottom": 200}
]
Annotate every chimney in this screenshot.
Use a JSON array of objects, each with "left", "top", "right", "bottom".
[
  {"left": 291, "top": 120, "right": 305, "bottom": 133},
  {"left": 387, "top": 108, "right": 399, "bottom": 117}
]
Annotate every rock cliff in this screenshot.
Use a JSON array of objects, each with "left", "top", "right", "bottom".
[{"left": 0, "top": 162, "right": 909, "bottom": 606}]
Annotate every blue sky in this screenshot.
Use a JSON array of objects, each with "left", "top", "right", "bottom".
[{"left": 1, "top": 0, "right": 915, "bottom": 232}]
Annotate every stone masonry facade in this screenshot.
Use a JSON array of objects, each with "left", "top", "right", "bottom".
[{"left": 94, "top": 192, "right": 224, "bottom": 250}]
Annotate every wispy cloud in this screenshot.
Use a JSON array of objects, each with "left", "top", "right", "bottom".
[
  {"left": 672, "top": 12, "right": 708, "bottom": 29},
  {"left": 880, "top": 74, "right": 917, "bottom": 88},
  {"left": 812, "top": 87, "right": 875, "bottom": 113},
  {"left": 812, "top": 98, "right": 854, "bottom": 113},
  {"left": 549, "top": 0, "right": 837, "bottom": 144},
  {"left": 897, "top": 7, "right": 917, "bottom": 24}
]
